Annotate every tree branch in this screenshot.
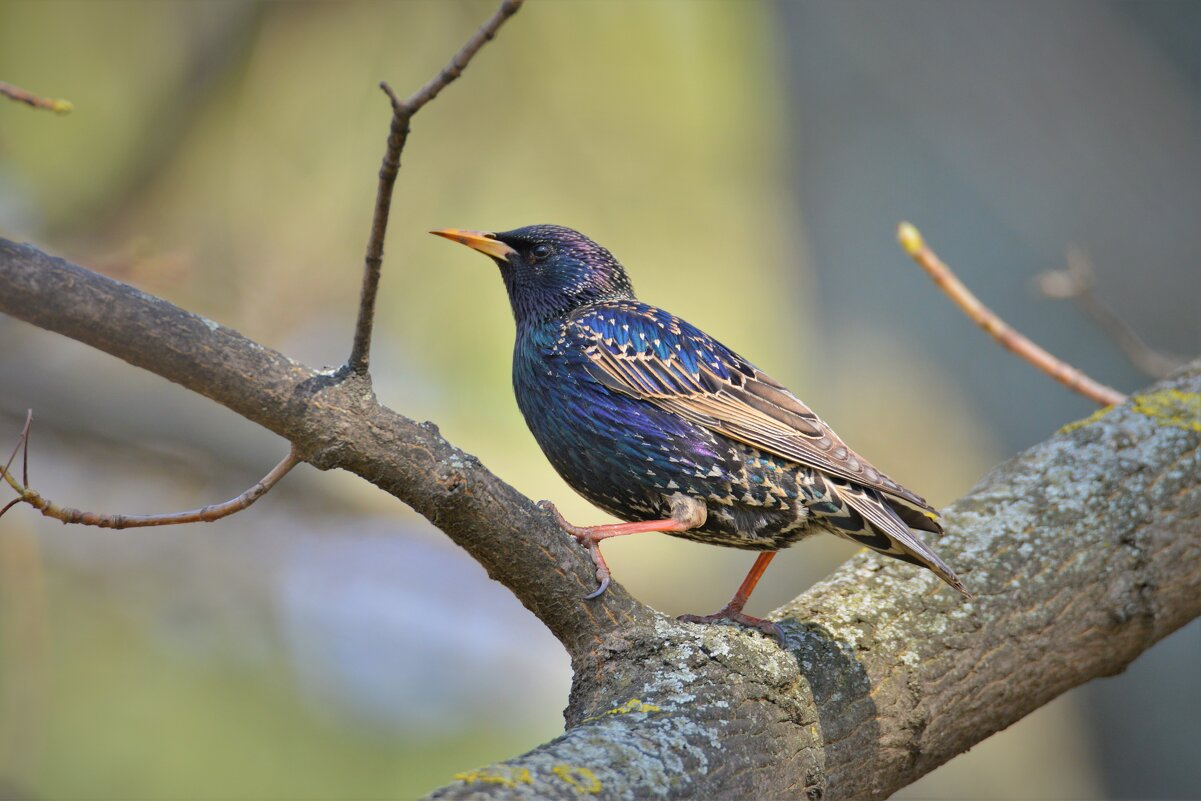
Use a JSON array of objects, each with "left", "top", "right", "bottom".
[
  {"left": 0, "top": 80, "right": 72, "bottom": 113},
  {"left": 0, "top": 417, "right": 300, "bottom": 528},
  {"left": 4, "top": 237, "right": 1199, "bottom": 799},
  {"left": 347, "top": 0, "right": 524, "bottom": 374},
  {"left": 898, "top": 223, "right": 1128, "bottom": 407},
  {"left": 0, "top": 238, "right": 647, "bottom": 657},
  {"left": 1036, "top": 246, "right": 1187, "bottom": 380}
]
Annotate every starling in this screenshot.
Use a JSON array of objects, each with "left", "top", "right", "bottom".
[{"left": 432, "top": 225, "right": 969, "bottom": 636}]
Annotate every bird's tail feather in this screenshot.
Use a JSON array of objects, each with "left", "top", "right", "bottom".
[{"left": 815, "top": 480, "right": 972, "bottom": 599}]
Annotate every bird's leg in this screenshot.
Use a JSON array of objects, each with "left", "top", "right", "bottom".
[
  {"left": 678, "top": 551, "right": 783, "bottom": 639},
  {"left": 539, "top": 494, "right": 706, "bottom": 599}
]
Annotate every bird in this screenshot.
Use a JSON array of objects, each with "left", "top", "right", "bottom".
[{"left": 432, "top": 224, "right": 970, "bottom": 637}]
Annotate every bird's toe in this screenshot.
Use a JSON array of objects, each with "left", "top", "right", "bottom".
[{"left": 678, "top": 609, "right": 784, "bottom": 641}]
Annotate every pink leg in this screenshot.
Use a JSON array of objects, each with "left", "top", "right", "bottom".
[
  {"left": 539, "top": 498, "right": 703, "bottom": 599},
  {"left": 679, "top": 551, "right": 783, "bottom": 639}
]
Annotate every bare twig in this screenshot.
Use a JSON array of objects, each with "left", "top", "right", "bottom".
[
  {"left": 0, "top": 81, "right": 72, "bottom": 113},
  {"left": 0, "top": 410, "right": 33, "bottom": 521},
  {"left": 898, "top": 222, "right": 1127, "bottom": 408},
  {"left": 1, "top": 411, "right": 32, "bottom": 487},
  {"left": 1036, "top": 246, "right": 1186, "bottom": 380},
  {"left": 0, "top": 414, "right": 300, "bottom": 528},
  {"left": 347, "top": 0, "right": 525, "bottom": 374}
]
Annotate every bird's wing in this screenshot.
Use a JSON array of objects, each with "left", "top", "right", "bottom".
[{"left": 568, "top": 301, "right": 936, "bottom": 512}]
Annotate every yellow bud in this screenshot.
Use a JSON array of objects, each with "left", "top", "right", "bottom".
[{"left": 897, "top": 222, "right": 925, "bottom": 256}]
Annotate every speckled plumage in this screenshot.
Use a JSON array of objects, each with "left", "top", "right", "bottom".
[{"left": 435, "top": 224, "right": 969, "bottom": 619}]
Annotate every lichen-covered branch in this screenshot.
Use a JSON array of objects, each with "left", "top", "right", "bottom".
[
  {"left": 427, "top": 367, "right": 1200, "bottom": 800},
  {"left": 2, "top": 239, "right": 1199, "bottom": 800}
]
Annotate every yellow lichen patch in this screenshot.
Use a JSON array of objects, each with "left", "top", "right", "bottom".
[
  {"left": 607, "top": 698, "right": 662, "bottom": 716},
  {"left": 452, "top": 767, "right": 532, "bottom": 788},
  {"left": 583, "top": 697, "right": 662, "bottom": 722},
  {"left": 1130, "top": 389, "right": 1201, "bottom": 432},
  {"left": 552, "top": 764, "right": 602, "bottom": 795},
  {"left": 1057, "top": 405, "right": 1115, "bottom": 435}
]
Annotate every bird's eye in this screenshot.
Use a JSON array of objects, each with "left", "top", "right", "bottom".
[{"left": 530, "top": 244, "right": 553, "bottom": 261}]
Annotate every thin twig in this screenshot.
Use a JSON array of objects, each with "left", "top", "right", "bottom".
[
  {"left": 1035, "top": 246, "right": 1185, "bottom": 380},
  {"left": 1, "top": 410, "right": 31, "bottom": 489},
  {"left": 0, "top": 414, "right": 301, "bottom": 528},
  {"left": 347, "top": 0, "right": 525, "bottom": 374},
  {"left": 0, "top": 81, "right": 72, "bottom": 113},
  {"left": 21, "top": 407, "right": 30, "bottom": 486},
  {"left": 0, "top": 497, "right": 19, "bottom": 519},
  {"left": 898, "top": 222, "right": 1127, "bottom": 408}
]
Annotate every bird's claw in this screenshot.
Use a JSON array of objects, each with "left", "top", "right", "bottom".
[
  {"left": 582, "top": 568, "right": 610, "bottom": 600},
  {"left": 578, "top": 533, "right": 611, "bottom": 599},
  {"left": 539, "top": 499, "right": 611, "bottom": 599}
]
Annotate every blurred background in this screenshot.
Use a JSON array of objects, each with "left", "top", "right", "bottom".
[{"left": 0, "top": 1, "right": 1197, "bottom": 798}]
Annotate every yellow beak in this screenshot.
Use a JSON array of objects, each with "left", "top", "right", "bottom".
[{"left": 430, "top": 228, "right": 517, "bottom": 262}]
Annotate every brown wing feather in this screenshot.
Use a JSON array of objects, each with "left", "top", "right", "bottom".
[{"left": 583, "top": 337, "right": 934, "bottom": 511}]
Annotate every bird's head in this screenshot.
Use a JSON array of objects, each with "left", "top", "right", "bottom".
[{"left": 432, "top": 224, "right": 635, "bottom": 325}]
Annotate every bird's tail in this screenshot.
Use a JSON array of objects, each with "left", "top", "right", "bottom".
[{"left": 813, "top": 479, "right": 972, "bottom": 599}]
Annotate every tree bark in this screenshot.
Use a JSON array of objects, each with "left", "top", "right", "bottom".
[{"left": 2, "top": 238, "right": 1199, "bottom": 800}]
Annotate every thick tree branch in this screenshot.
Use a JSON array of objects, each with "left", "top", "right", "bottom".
[
  {"left": 0, "top": 238, "right": 647, "bottom": 657},
  {"left": 3, "top": 240, "right": 1198, "bottom": 799}
]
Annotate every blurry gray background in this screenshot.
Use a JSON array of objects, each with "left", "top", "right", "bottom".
[{"left": 0, "top": 1, "right": 1197, "bottom": 798}]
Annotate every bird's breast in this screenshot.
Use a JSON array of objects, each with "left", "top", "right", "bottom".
[{"left": 512, "top": 327, "right": 726, "bottom": 514}]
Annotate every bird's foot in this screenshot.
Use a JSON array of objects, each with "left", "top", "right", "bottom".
[
  {"left": 578, "top": 541, "right": 611, "bottom": 600},
  {"left": 538, "top": 499, "right": 586, "bottom": 537},
  {"left": 538, "top": 500, "right": 612, "bottom": 599},
  {"left": 678, "top": 606, "right": 784, "bottom": 641}
]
